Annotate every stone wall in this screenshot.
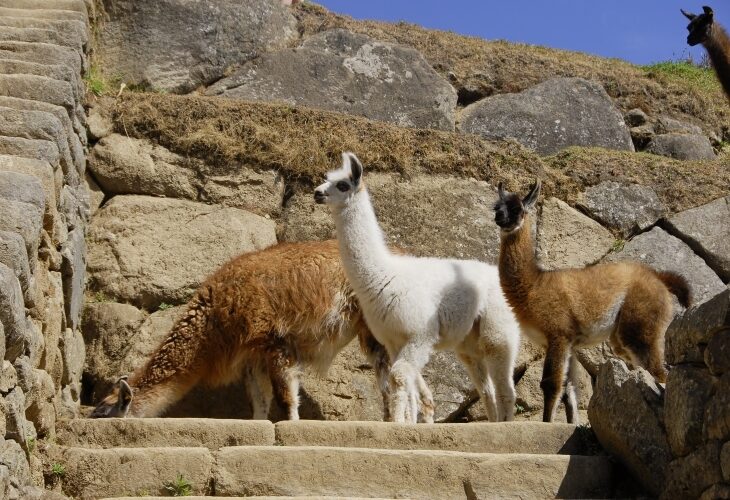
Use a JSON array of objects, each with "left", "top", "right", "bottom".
[{"left": 0, "top": 0, "right": 92, "bottom": 498}]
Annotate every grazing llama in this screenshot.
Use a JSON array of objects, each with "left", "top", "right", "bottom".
[
  {"left": 315, "top": 153, "right": 521, "bottom": 423},
  {"left": 493, "top": 181, "right": 692, "bottom": 423},
  {"left": 682, "top": 6, "right": 730, "bottom": 100},
  {"left": 91, "top": 240, "right": 433, "bottom": 421}
]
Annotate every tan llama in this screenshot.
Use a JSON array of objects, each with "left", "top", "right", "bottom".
[
  {"left": 91, "top": 240, "right": 434, "bottom": 421},
  {"left": 682, "top": 6, "right": 730, "bottom": 100},
  {"left": 493, "top": 181, "right": 691, "bottom": 423}
]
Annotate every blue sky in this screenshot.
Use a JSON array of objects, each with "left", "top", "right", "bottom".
[{"left": 315, "top": 1, "right": 729, "bottom": 66}]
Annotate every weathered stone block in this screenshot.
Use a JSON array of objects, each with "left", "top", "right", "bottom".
[
  {"left": 60, "top": 228, "right": 85, "bottom": 330},
  {"left": 706, "top": 326, "right": 730, "bottom": 375},
  {"left": 646, "top": 133, "right": 716, "bottom": 161},
  {"left": 0, "top": 438, "right": 31, "bottom": 489},
  {"left": 0, "top": 194, "right": 43, "bottom": 271},
  {"left": 60, "top": 327, "right": 84, "bottom": 387},
  {"left": 460, "top": 77, "right": 634, "bottom": 154},
  {"left": 208, "top": 28, "right": 457, "bottom": 131},
  {"left": 0, "top": 230, "right": 31, "bottom": 304},
  {"left": 722, "top": 441, "right": 730, "bottom": 481},
  {"left": 536, "top": 197, "right": 614, "bottom": 270},
  {"left": 579, "top": 181, "right": 664, "bottom": 237},
  {"left": 666, "top": 288, "right": 730, "bottom": 365},
  {"left": 705, "top": 371, "right": 730, "bottom": 441},
  {"left": 0, "top": 264, "right": 28, "bottom": 361},
  {"left": 665, "top": 365, "right": 717, "bottom": 456},
  {"left": 588, "top": 359, "right": 671, "bottom": 496},
  {"left": 0, "top": 360, "right": 16, "bottom": 393},
  {"left": 662, "top": 442, "right": 723, "bottom": 500},
  {"left": 87, "top": 195, "right": 277, "bottom": 309},
  {"left": 99, "top": 0, "right": 296, "bottom": 93},
  {"left": 0, "top": 155, "right": 59, "bottom": 242},
  {"left": 665, "top": 195, "right": 730, "bottom": 282}
]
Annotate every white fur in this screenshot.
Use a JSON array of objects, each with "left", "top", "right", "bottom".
[{"left": 316, "top": 153, "right": 521, "bottom": 423}]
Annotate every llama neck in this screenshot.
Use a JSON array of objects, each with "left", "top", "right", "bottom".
[
  {"left": 332, "top": 188, "right": 393, "bottom": 294},
  {"left": 704, "top": 24, "right": 730, "bottom": 99},
  {"left": 498, "top": 214, "right": 541, "bottom": 309}
]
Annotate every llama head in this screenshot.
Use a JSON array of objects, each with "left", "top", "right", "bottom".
[
  {"left": 314, "top": 152, "right": 364, "bottom": 207},
  {"left": 89, "top": 375, "right": 133, "bottom": 418},
  {"left": 493, "top": 180, "right": 541, "bottom": 233},
  {"left": 682, "top": 6, "right": 714, "bottom": 46}
]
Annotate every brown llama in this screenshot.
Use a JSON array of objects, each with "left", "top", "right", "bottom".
[
  {"left": 682, "top": 6, "right": 730, "bottom": 100},
  {"left": 91, "top": 240, "right": 434, "bottom": 422},
  {"left": 493, "top": 181, "right": 691, "bottom": 423}
]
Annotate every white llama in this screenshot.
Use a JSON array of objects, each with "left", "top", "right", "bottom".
[{"left": 315, "top": 153, "right": 521, "bottom": 423}]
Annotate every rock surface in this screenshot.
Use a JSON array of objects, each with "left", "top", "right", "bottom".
[
  {"left": 89, "top": 134, "right": 285, "bottom": 216},
  {"left": 603, "top": 227, "right": 725, "bottom": 306},
  {"left": 646, "top": 133, "right": 715, "bottom": 161},
  {"left": 281, "top": 174, "right": 502, "bottom": 263},
  {"left": 588, "top": 359, "right": 671, "bottom": 496},
  {"left": 536, "top": 197, "right": 614, "bottom": 270},
  {"left": 98, "top": 0, "right": 297, "bottom": 92},
  {"left": 207, "top": 29, "right": 457, "bottom": 131},
  {"left": 665, "top": 195, "right": 730, "bottom": 281},
  {"left": 459, "top": 77, "right": 634, "bottom": 154},
  {"left": 664, "top": 365, "right": 716, "bottom": 457},
  {"left": 86, "top": 195, "right": 276, "bottom": 309},
  {"left": 579, "top": 181, "right": 664, "bottom": 237}
]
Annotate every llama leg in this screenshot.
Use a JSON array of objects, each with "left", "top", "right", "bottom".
[
  {"left": 415, "top": 373, "right": 435, "bottom": 423},
  {"left": 459, "top": 353, "right": 498, "bottom": 422},
  {"left": 266, "top": 347, "right": 302, "bottom": 420},
  {"left": 245, "top": 364, "right": 273, "bottom": 420},
  {"left": 390, "top": 344, "right": 431, "bottom": 424},
  {"left": 561, "top": 353, "right": 580, "bottom": 424},
  {"left": 541, "top": 339, "right": 570, "bottom": 423},
  {"left": 485, "top": 354, "right": 517, "bottom": 422},
  {"left": 389, "top": 358, "right": 413, "bottom": 423},
  {"left": 361, "top": 332, "right": 392, "bottom": 421}
]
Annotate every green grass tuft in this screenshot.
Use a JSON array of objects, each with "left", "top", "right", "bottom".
[
  {"left": 157, "top": 302, "right": 174, "bottom": 311},
  {"left": 84, "top": 66, "right": 108, "bottom": 96},
  {"left": 164, "top": 474, "right": 193, "bottom": 497},
  {"left": 50, "top": 463, "right": 65, "bottom": 477},
  {"left": 642, "top": 60, "right": 720, "bottom": 93}
]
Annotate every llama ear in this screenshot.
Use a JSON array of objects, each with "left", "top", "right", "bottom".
[
  {"left": 702, "top": 6, "right": 713, "bottom": 18},
  {"left": 522, "top": 180, "right": 541, "bottom": 209},
  {"left": 118, "top": 377, "right": 133, "bottom": 406},
  {"left": 497, "top": 182, "right": 507, "bottom": 201},
  {"left": 348, "top": 153, "right": 363, "bottom": 186},
  {"left": 681, "top": 8, "right": 697, "bottom": 20}
]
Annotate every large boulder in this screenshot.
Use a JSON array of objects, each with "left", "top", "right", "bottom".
[
  {"left": 86, "top": 195, "right": 277, "bottom": 309},
  {"left": 665, "top": 195, "right": 730, "bottom": 281},
  {"left": 646, "top": 133, "right": 715, "bottom": 161},
  {"left": 664, "top": 366, "right": 716, "bottom": 457},
  {"left": 603, "top": 227, "right": 725, "bottom": 306},
  {"left": 281, "top": 174, "right": 502, "bottom": 263},
  {"left": 207, "top": 29, "right": 457, "bottom": 131},
  {"left": 99, "top": 0, "right": 297, "bottom": 93},
  {"left": 662, "top": 442, "right": 724, "bottom": 500},
  {"left": 588, "top": 359, "right": 671, "bottom": 496},
  {"left": 89, "top": 134, "right": 284, "bottom": 216},
  {"left": 536, "top": 197, "right": 614, "bottom": 270},
  {"left": 578, "top": 181, "right": 664, "bottom": 238},
  {"left": 459, "top": 77, "right": 634, "bottom": 154}
]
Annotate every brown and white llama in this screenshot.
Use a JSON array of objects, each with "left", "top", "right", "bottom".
[
  {"left": 91, "top": 240, "right": 434, "bottom": 422},
  {"left": 682, "top": 6, "right": 730, "bottom": 100},
  {"left": 493, "top": 181, "right": 692, "bottom": 423}
]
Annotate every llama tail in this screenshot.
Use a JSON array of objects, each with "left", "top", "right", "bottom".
[{"left": 655, "top": 271, "right": 692, "bottom": 308}]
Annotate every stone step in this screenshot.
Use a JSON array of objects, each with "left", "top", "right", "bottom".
[
  {"left": 56, "top": 419, "right": 592, "bottom": 454},
  {"left": 46, "top": 445, "right": 615, "bottom": 499},
  {"left": 104, "top": 497, "right": 397, "bottom": 500},
  {"left": 0, "top": 5, "right": 87, "bottom": 22},
  {"left": 0, "top": 0, "right": 88, "bottom": 15}
]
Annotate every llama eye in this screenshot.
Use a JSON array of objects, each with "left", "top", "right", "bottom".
[{"left": 336, "top": 181, "right": 350, "bottom": 192}]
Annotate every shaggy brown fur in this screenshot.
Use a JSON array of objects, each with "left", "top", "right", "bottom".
[
  {"left": 683, "top": 6, "right": 730, "bottom": 100},
  {"left": 90, "top": 240, "right": 396, "bottom": 420},
  {"left": 494, "top": 182, "right": 691, "bottom": 423}
]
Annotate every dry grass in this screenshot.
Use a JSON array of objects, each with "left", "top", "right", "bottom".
[
  {"left": 109, "top": 93, "right": 729, "bottom": 215},
  {"left": 293, "top": 3, "right": 728, "bottom": 136}
]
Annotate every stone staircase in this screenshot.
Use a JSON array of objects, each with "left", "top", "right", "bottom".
[{"left": 43, "top": 419, "right": 620, "bottom": 499}]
